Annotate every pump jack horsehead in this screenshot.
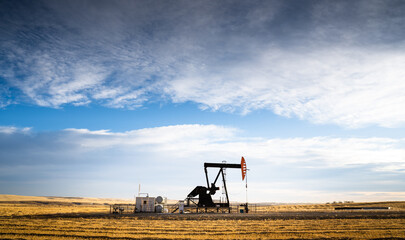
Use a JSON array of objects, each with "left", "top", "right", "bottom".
[{"left": 185, "top": 157, "right": 248, "bottom": 212}]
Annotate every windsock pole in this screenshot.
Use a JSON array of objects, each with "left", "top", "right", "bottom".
[{"left": 245, "top": 169, "right": 248, "bottom": 203}]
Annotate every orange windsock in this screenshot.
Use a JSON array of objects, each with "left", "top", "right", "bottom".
[{"left": 241, "top": 156, "right": 247, "bottom": 181}]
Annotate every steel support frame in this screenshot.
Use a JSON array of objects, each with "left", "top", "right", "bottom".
[{"left": 204, "top": 162, "right": 242, "bottom": 208}]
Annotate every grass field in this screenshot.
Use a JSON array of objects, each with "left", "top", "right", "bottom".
[{"left": 1, "top": 195, "right": 404, "bottom": 239}]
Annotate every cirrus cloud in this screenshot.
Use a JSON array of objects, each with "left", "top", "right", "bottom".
[{"left": 1, "top": 0, "right": 405, "bottom": 128}]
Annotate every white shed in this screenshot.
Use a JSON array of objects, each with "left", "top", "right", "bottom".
[{"left": 135, "top": 197, "right": 155, "bottom": 212}]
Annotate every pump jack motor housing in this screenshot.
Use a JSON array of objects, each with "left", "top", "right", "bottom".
[{"left": 186, "top": 157, "right": 247, "bottom": 208}]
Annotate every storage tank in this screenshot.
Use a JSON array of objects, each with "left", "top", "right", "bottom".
[
  {"left": 156, "top": 196, "right": 163, "bottom": 204},
  {"left": 155, "top": 204, "right": 164, "bottom": 213}
]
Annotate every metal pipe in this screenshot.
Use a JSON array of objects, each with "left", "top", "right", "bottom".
[
  {"left": 213, "top": 168, "right": 222, "bottom": 185},
  {"left": 204, "top": 167, "right": 210, "bottom": 188}
]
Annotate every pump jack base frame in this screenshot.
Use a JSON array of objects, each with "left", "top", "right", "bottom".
[
  {"left": 170, "top": 205, "right": 232, "bottom": 214},
  {"left": 195, "top": 206, "right": 231, "bottom": 213},
  {"left": 178, "top": 162, "right": 243, "bottom": 214}
]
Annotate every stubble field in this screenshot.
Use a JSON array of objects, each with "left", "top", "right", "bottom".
[{"left": 0, "top": 195, "right": 404, "bottom": 239}]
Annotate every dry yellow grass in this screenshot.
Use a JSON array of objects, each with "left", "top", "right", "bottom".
[
  {"left": 1, "top": 216, "right": 405, "bottom": 239},
  {"left": 0, "top": 194, "right": 128, "bottom": 217},
  {"left": 1, "top": 195, "right": 404, "bottom": 239},
  {"left": 256, "top": 201, "right": 405, "bottom": 212},
  {"left": 0, "top": 203, "right": 108, "bottom": 217}
]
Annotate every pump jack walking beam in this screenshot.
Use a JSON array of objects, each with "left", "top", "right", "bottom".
[
  {"left": 203, "top": 163, "right": 241, "bottom": 207},
  {"left": 204, "top": 163, "right": 241, "bottom": 188}
]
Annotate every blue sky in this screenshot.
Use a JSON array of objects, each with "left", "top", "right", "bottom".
[{"left": 1, "top": 0, "right": 405, "bottom": 202}]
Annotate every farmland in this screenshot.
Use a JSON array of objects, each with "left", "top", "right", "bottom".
[{"left": 1, "top": 195, "right": 405, "bottom": 239}]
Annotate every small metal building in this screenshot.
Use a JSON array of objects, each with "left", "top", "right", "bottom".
[{"left": 135, "top": 197, "right": 155, "bottom": 212}]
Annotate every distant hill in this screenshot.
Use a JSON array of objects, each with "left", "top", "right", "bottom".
[{"left": 0, "top": 194, "right": 133, "bottom": 205}]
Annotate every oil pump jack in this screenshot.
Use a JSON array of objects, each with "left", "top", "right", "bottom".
[{"left": 185, "top": 157, "right": 247, "bottom": 212}]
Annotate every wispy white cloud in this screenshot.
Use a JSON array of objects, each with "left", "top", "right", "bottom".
[
  {"left": 0, "top": 84, "right": 12, "bottom": 108},
  {"left": 1, "top": 1, "right": 405, "bottom": 128},
  {"left": 63, "top": 126, "right": 405, "bottom": 171},
  {"left": 0, "top": 126, "right": 31, "bottom": 134},
  {"left": 167, "top": 47, "right": 405, "bottom": 128},
  {"left": 1, "top": 124, "right": 404, "bottom": 201}
]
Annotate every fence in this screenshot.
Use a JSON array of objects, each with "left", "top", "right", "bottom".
[{"left": 110, "top": 204, "right": 135, "bottom": 214}]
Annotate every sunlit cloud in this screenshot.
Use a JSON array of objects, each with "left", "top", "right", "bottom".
[{"left": 167, "top": 48, "right": 405, "bottom": 128}]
